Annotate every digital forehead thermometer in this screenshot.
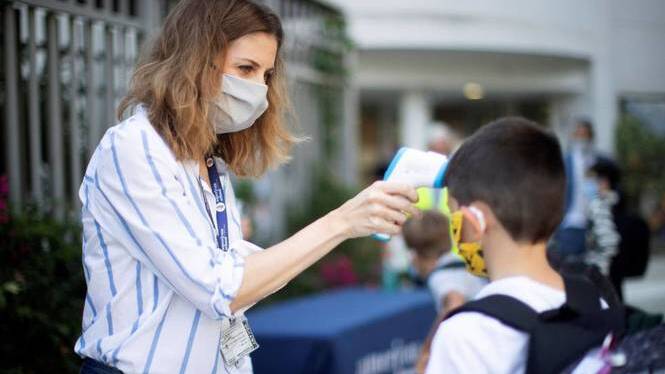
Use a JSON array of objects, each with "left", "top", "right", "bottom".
[{"left": 373, "top": 147, "right": 449, "bottom": 242}]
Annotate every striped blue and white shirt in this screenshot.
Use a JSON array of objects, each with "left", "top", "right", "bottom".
[{"left": 74, "top": 107, "right": 261, "bottom": 373}]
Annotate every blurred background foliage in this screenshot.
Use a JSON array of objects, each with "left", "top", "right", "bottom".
[
  {"left": 616, "top": 114, "right": 665, "bottom": 213},
  {"left": 0, "top": 203, "right": 84, "bottom": 372}
]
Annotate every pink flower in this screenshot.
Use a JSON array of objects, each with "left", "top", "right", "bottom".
[{"left": 320, "top": 255, "right": 358, "bottom": 288}]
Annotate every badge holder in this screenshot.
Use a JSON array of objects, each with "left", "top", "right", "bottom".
[{"left": 220, "top": 317, "right": 259, "bottom": 368}]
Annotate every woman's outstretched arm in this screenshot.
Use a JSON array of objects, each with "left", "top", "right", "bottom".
[{"left": 230, "top": 181, "right": 419, "bottom": 312}]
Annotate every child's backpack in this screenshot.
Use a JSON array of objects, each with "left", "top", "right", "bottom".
[
  {"left": 562, "top": 322, "right": 665, "bottom": 373},
  {"left": 445, "top": 274, "right": 626, "bottom": 374}
]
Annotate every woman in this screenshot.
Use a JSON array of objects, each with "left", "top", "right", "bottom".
[{"left": 75, "top": 1, "right": 418, "bottom": 373}]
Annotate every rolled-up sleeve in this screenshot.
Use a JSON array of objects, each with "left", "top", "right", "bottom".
[{"left": 90, "top": 122, "right": 245, "bottom": 319}]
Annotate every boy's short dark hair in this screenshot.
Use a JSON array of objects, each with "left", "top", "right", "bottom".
[
  {"left": 402, "top": 210, "right": 450, "bottom": 258},
  {"left": 590, "top": 158, "right": 621, "bottom": 190},
  {"left": 444, "top": 117, "right": 565, "bottom": 244}
]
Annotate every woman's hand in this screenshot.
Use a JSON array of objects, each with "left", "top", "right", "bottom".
[{"left": 328, "top": 181, "right": 420, "bottom": 239}]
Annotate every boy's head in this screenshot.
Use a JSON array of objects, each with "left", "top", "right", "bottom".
[
  {"left": 403, "top": 210, "right": 451, "bottom": 277},
  {"left": 444, "top": 117, "right": 566, "bottom": 250},
  {"left": 588, "top": 158, "right": 621, "bottom": 193}
]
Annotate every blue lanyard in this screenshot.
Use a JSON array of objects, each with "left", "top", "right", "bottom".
[{"left": 203, "top": 157, "right": 229, "bottom": 251}]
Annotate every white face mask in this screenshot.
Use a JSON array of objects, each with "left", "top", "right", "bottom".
[{"left": 209, "top": 74, "right": 269, "bottom": 134}]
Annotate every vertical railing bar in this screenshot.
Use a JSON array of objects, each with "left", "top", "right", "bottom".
[
  {"left": 84, "top": 19, "right": 98, "bottom": 154},
  {"left": 105, "top": 24, "right": 115, "bottom": 127},
  {"left": 27, "top": 6, "right": 44, "bottom": 208},
  {"left": 3, "top": 4, "right": 23, "bottom": 209},
  {"left": 117, "top": 26, "right": 127, "bottom": 108},
  {"left": 47, "top": 12, "right": 65, "bottom": 219},
  {"left": 119, "top": 0, "right": 129, "bottom": 17},
  {"left": 69, "top": 16, "right": 82, "bottom": 212}
]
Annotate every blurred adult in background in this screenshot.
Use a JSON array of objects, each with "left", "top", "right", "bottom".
[
  {"left": 555, "top": 119, "right": 609, "bottom": 260},
  {"left": 427, "top": 122, "right": 462, "bottom": 157},
  {"left": 588, "top": 159, "right": 651, "bottom": 301},
  {"left": 414, "top": 123, "right": 462, "bottom": 214}
]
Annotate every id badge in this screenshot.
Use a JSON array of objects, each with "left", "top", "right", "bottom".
[{"left": 220, "top": 317, "right": 259, "bottom": 368}]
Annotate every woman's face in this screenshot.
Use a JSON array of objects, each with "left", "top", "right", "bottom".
[{"left": 217, "top": 32, "right": 278, "bottom": 85}]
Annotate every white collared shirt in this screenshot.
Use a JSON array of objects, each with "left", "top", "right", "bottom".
[
  {"left": 426, "top": 276, "right": 608, "bottom": 374},
  {"left": 74, "top": 107, "right": 261, "bottom": 373},
  {"left": 426, "top": 277, "right": 567, "bottom": 374}
]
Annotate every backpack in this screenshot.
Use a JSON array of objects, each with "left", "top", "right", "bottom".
[
  {"left": 445, "top": 274, "right": 625, "bottom": 374},
  {"left": 561, "top": 322, "right": 665, "bottom": 373},
  {"left": 612, "top": 213, "right": 651, "bottom": 278}
]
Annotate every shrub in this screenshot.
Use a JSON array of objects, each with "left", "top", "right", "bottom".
[
  {"left": 0, "top": 179, "right": 84, "bottom": 373},
  {"left": 616, "top": 114, "right": 665, "bottom": 210}
]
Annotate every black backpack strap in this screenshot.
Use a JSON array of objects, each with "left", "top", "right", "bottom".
[
  {"left": 446, "top": 294, "right": 539, "bottom": 333},
  {"left": 561, "top": 273, "right": 602, "bottom": 313}
]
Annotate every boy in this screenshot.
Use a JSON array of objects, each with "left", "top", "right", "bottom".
[
  {"left": 425, "top": 117, "right": 621, "bottom": 373},
  {"left": 588, "top": 159, "right": 650, "bottom": 301}
]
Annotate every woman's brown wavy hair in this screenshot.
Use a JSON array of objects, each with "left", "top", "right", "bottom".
[{"left": 118, "top": 0, "right": 297, "bottom": 177}]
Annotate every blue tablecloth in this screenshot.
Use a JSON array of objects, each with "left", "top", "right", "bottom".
[{"left": 247, "top": 287, "right": 437, "bottom": 374}]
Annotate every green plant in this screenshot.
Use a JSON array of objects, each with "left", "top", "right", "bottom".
[
  {"left": 0, "top": 208, "right": 85, "bottom": 373},
  {"left": 616, "top": 114, "right": 665, "bottom": 210},
  {"left": 233, "top": 179, "right": 256, "bottom": 205},
  {"left": 311, "top": 15, "right": 353, "bottom": 77}
]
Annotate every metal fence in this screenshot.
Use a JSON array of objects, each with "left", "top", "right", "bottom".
[
  {"left": 1, "top": 0, "right": 160, "bottom": 220},
  {"left": 1, "top": 0, "right": 351, "bottom": 235}
]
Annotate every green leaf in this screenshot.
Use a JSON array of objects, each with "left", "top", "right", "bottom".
[{"left": 3, "top": 281, "right": 21, "bottom": 294}]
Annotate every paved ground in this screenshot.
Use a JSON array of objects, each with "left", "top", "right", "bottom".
[{"left": 623, "top": 253, "right": 665, "bottom": 315}]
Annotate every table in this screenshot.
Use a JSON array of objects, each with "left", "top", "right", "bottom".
[{"left": 247, "top": 287, "right": 437, "bottom": 374}]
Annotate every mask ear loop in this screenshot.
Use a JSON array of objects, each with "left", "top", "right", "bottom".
[{"left": 461, "top": 206, "right": 486, "bottom": 233}]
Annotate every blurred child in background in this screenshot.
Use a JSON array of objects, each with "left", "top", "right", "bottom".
[
  {"left": 402, "top": 209, "right": 486, "bottom": 373},
  {"left": 587, "top": 159, "right": 651, "bottom": 300},
  {"left": 403, "top": 209, "right": 486, "bottom": 313}
]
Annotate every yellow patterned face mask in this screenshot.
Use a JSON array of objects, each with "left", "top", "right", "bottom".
[{"left": 450, "top": 209, "right": 488, "bottom": 278}]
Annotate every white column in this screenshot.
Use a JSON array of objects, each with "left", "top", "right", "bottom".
[
  {"left": 398, "top": 91, "right": 431, "bottom": 151},
  {"left": 590, "top": 3, "right": 617, "bottom": 155},
  {"left": 139, "top": 0, "right": 162, "bottom": 34}
]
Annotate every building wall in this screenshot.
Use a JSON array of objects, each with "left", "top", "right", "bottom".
[
  {"left": 610, "top": 0, "right": 665, "bottom": 95},
  {"left": 331, "top": 0, "right": 665, "bottom": 157},
  {"left": 332, "top": 0, "right": 603, "bottom": 57}
]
